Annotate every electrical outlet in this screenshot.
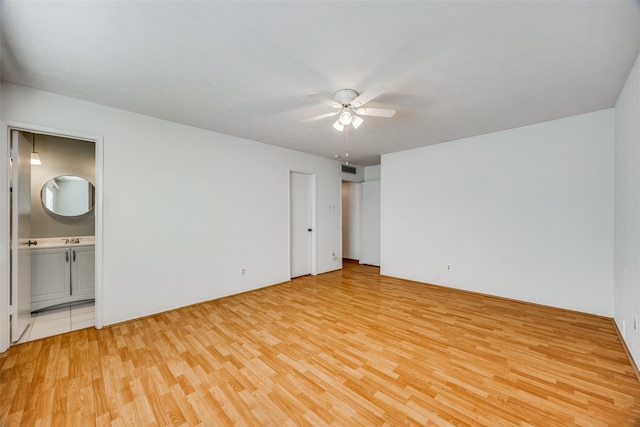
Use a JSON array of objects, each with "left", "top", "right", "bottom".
[
  {"left": 446, "top": 264, "right": 452, "bottom": 272},
  {"left": 241, "top": 268, "right": 246, "bottom": 276},
  {"left": 332, "top": 252, "right": 337, "bottom": 261}
]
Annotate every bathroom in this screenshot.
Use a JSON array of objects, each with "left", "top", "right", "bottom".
[{"left": 12, "top": 131, "right": 96, "bottom": 343}]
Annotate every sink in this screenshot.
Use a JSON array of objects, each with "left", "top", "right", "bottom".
[{"left": 28, "top": 236, "right": 95, "bottom": 249}]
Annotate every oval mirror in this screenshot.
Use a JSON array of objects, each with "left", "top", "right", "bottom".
[{"left": 41, "top": 175, "right": 95, "bottom": 217}]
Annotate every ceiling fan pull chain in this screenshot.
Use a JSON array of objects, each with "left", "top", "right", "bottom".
[{"left": 345, "top": 126, "right": 349, "bottom": 165}]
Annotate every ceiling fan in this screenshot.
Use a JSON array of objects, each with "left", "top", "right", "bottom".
[{"left": 300, "top": 84, "right": 396, "bottom": 131}]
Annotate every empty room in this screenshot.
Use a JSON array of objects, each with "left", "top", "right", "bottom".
[{"left": 1, "top": 1, "right": 640, "bottom": 425}]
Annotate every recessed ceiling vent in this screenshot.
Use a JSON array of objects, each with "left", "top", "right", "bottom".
[{"left": 342, "top": 164, "right": 357, "bottom": 175}]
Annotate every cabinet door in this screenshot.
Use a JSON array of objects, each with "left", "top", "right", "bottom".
[
  {"left": 71, "top": 246, "right": 95, "bottom": 299},
  {"left": 31, "top": 248, "right": 70, "bottom": 310}
]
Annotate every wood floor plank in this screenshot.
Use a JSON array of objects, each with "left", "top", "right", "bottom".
[{"left": 2, "top": 261, "right": 640, "bottom": 425}]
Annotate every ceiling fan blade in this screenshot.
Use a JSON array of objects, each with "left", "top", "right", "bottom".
[
  {"left": 307, "top": 93, "right": 341, "bottom": 108},
  {"left": 350, "top": 84, "right": 387, "bottom": 108},
  {"left": 355, "top": 107, "right": 396, "bottom": 118},
  {"left": 300, "top": 111, "right": 339, "bottom": 123}
]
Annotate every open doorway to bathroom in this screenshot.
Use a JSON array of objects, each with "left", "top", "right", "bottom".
[{"left": 10, "top": 131, "right": 96, "bottom": 344}]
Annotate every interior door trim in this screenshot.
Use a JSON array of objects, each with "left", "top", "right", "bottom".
[{"left": 0, "top": 121, "right": 104, "bottom": 352}]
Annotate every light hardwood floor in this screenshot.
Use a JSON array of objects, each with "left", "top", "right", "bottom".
[{"left": 2, "top": 261, "right": 639, "bottom": 426}]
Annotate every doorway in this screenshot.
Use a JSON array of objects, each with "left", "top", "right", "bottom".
[
  {"left": 1, "top": 124, "right": 103, "bottom": 351},
  {"left": 290, "top": 171, "right": 316, "bottom": 278},
  {"left": 341, "top": 178, "right": 381, "bottom": 267},
  {"left": 341, "top": 180, "right": 361, "bottom": 262}
]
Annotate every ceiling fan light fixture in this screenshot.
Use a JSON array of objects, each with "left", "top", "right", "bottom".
[
  {"left": 302, "top": 85, "right": 394, "bottom": 134},
  {"left": 352, "top": 114, "right": 363, "bottom": 129},
  {"left": 339, "top": 109, "right": 352, "bottom": 125}
]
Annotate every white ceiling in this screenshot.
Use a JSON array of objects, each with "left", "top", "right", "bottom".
[{"left": 2, "top": 1, "right": 639, "bottom": 166}]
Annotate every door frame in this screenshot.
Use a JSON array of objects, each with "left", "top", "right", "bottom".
[
  {"left": 288, "top": 169, "right": 317, "bottom": 278},
  {"left": 10, "top": 130, "right": 33, "bottom": 342},
  {"left": 0, "top": 121, "right": 104, "bottom": 352}
]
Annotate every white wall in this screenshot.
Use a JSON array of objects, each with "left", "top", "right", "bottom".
[
  {"left": 614, "top": 53, "right": 640, "bottom": 366},
  {"left": 364, "top": 164, "right": 381, "bottom": 182},
  {"left": 382, "top": 110, "right": 614, "bottom": 316},
  {"left": 360, "top": 180, "right": 380, "bottom": 266},
  {"left": 1, "top": 82, "right": 342, "bottom": 327},
  {"left": 359, "top": 165, "right": 381, "bottom": 266},
  {"left": 341, "top": 181, "right": 360, "bottom": 260}
]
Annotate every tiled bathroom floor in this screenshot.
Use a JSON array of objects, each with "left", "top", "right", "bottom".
[{"left": 16, "top": 302, "right": 95, "bottom": 343}]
